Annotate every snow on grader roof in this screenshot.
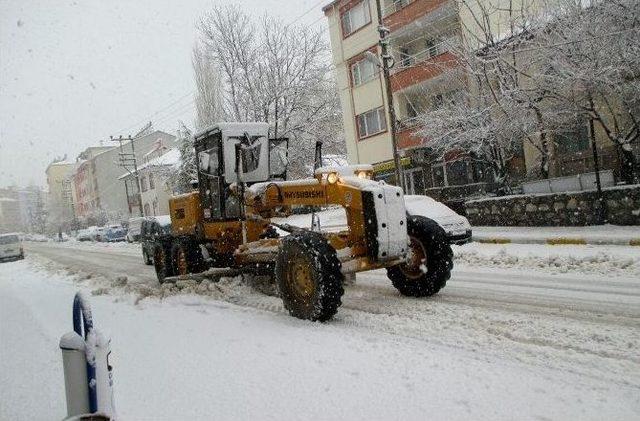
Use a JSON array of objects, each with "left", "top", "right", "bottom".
[{"left": 194, "top": 122, "right": 270, "bottom": 139}]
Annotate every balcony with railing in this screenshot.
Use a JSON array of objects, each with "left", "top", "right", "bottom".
[
  {"left": 392, "top": 73, "right": 465, "bottom": 149},
  {"left": 382, "top": 0, "right": 455, "bottom": 33},
  {"left": 387, "top": 8, "right": 462, "bottom": 90}
]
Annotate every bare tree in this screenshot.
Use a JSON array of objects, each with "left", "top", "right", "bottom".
[
  {"left": 414, "top": 0, "right": 640, "bottom": 187},
  {"left": 193, "top": 42, "right": 223, "bottom": 130},
  {"left": 195, "top": 5, "right": 345, "bottom": 178},
  {"left": 539, "top": 0, "right": 640, "bottom": 183}
]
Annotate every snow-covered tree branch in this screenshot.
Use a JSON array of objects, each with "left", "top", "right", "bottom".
[{"left": 414, "top": 0, "right": 640, "bottom": 186}]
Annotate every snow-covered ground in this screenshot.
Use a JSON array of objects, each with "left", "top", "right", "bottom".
[
  {"left": 473, "top": 225, "right": 640, "bottom": 245},
  {"left": 1, "top": 241, "right": 639, "bottom": 420}
]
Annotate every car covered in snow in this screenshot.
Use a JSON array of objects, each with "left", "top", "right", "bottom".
[
  {"left": 126, "top": 217, "right": 145, "bottom": 242},
  {"left": 76, "top": 228, "right": 93, "bottom": 241},
  {"left": 103, "top": 226, "right": 127, "bottom": 242},
  {"left": 403, "top": 195, "right": 472, "bottom": 245},
  {"left": 0, "top": 233, "right": 24, "bottom": 262},
  {"left": 140, "top": 216, "right": 172, "bottom": 265},
  {"left": 274, "top": 194, "right": 472, "bottom": 245}
]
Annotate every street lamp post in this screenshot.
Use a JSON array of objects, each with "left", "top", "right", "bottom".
[{"left": 368, "top": 0, "right": 405, "bottom": 190}]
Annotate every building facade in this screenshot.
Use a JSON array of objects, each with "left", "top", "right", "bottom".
[
  {"left": 0, "top": 186, "right": 45, "bottom": 233},
  {"left": 322, "top": 0, "right": 537, "bottom": 196},
  {"left": 71, "top": 131, "right": 176, "bottom": 223},
  {"left": 45, "top": 160, "right": 76, "bottom": 227},
  {"left": 322, "top": 0, "right": 635, "bottom": 201},
  {"left": 119, "top": 142, "right": 180, "bottom": 218}
]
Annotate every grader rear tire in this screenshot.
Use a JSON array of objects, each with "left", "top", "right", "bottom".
[
  {"left": 387, "top": 215, "right": 453, "bottom": 297},
  {"left": 153, "top": 242, "right": 174, "bottom": 284},
  {"left": 171, "top": 239, "right": 205, "bottom": 276},
  {"left": 275, "top": 232, "right": 344, "bottom": 322}
]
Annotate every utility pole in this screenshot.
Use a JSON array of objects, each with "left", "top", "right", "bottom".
[
  {"left": 374, "top": 0, "right": 405, "bottom": 190},
  {"left": 588, "top": 115, "right": 606, "bottom": 225},
  {"left": 111, "top": 135, "right": 144, "bottom": 217}
]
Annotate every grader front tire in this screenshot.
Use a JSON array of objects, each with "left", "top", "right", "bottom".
[
  {"left": 387, "top": 215, "right": 453, "bottom": 297},
  {"left": 275, "top": 232, "right": 344, "bottom": 322}
]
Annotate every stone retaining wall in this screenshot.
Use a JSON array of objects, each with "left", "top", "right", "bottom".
[{"left": 464, "top": 185, "right": 640, "bottom": 226}]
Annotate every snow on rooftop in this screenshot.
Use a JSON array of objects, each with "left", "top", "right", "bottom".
[{"left": 118, "top": 148, "right": 181, "bottom": 179}]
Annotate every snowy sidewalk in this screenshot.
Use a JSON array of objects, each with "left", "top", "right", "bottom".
[{"left": 472, "top": 225, "right": 640, "bottom": 246}]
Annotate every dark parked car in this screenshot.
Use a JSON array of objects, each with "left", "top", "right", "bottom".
[
  {"left": 140, "top": 216, "right": 172, "bottom": 265},
  {"left": 104, "top": 226, "right": 127, "bottom": 242}
]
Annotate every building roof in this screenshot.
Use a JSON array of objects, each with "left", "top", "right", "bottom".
[
  {"left": 321, "top": 0, "right": 339, "bottom": 13},
  {"left": 118, "top": 147, "right": 181, "bottom": 180}
]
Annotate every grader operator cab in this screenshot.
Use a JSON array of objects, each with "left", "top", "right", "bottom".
[{"left": 153, "top": 122, "right": 453, "bottom": 321}]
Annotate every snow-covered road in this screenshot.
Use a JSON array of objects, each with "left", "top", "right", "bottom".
[{"left": 1, "top": 241, "right": 639, "bottom": 419}]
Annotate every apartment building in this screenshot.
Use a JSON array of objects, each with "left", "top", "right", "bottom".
[
  {"left": 323, "top": 0, "right": 553, "bottom": 197},
  {"left": 324, "top": 0, "right": 640, "bottom": 201},
  {"left": 71, "top": 131, "right": 176, "bottom": 222},
  {"left": 0, "top": 186, "right": 44, "bottom": 233},
  {"left": 119, "top": 139, "right": 179, "bottom": 217},
  {"left": 45, "top": 160, "right": 76, "bottom": 226}
]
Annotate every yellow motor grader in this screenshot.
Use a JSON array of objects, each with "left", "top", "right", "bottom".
[{"left": 153, "top": 122, "right": 453, "bottom": 321}]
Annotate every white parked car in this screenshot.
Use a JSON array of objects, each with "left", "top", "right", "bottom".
[
  {"left": 403, "top": 195, "right": 472, "bottom": 245},
  {"left": 126, "top": 217, "right": 146, "bottom": 242},
  {"left": 275, "top": 194, "right": 472, "bottom": 245},
  {"left": 0, "top": 233, "right": 24, "bottom": 262}
]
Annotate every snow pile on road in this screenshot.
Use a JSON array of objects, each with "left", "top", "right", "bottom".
[
  {"left": 454, "top": 243, "right": 640, "bottom": 277},
  {"left": 53, "top": 239, "right": 140, "bottom": 253}
]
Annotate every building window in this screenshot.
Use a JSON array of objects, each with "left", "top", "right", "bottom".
[
  {"left": 140, "top": 175, "right": 148, "bottom": 192},
  {"left": 556, "top": 125, "right": 589, "bottom": 154},
  {"left": 356, "top": 107, "right": 387, "bottom": 139},
  {"left": 148, "top": 173, "right": 155, "bottom": 190},
  {"left": 143, "top": 203, "right": 151, "bottom": 216},
  {"left": 404, "top": 167, "right": 425, "bottom": 194},
  {"left": 399, "top": 47, "right": 412, "bottom": 68},
  {"left": 432, "top": 163, "right": 447, "bottom": 187},
  {"left": 447, "top": 160, "right": 471, "bottom": 186},
  {"left": 342, "top": 0, "right": 371, "bottom": 37},
  {"left": 351, "top": 57, "right": 377, "bottom": 86}
]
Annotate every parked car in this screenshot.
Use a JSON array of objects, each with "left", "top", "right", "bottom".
[
  {"left": 76, "top": 229, "right": 93, "bottom": 241},
  {"left": 24, "top": 233, "right": 48, "bottom": 242},
  {"left": 277, "top": 195, "right": 472, "bottom": 246},
  {"left": 94, "top": 227, "right": 108, "bottom": 242},
  {"left": 126, "top": 217, "right": 145, "bottom": 242},
  {"left": 140, "top": 216, "right": 172, "bottom": 265},
  {"left": 104, "top": 226, "right": 127, "bottom": 242},
  {"left": 404, "top": 195, "right": 473, "bottom": 245},
  {"left": 0, "top": 233, "right": 24, "bottom": 262}
]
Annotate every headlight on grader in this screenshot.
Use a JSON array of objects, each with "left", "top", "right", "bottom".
[
  {"left": 356, "top": 170, "right": 369, "bottom": 179},
  {"left": 327, "top": 172, "right": 339, "bottom": 184}
]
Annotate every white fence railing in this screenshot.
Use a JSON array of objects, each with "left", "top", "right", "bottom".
[{"left": 522, "top": 170, "right": 615, "bottom": 194}]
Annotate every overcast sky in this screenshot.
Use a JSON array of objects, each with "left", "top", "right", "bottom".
[{"left": 0, "top": 0, "right": 328, "bottom": 188}]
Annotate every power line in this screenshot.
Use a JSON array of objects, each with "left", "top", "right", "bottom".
[{"left": 109, "top": 90, "right": 195, "bottom": 138}]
